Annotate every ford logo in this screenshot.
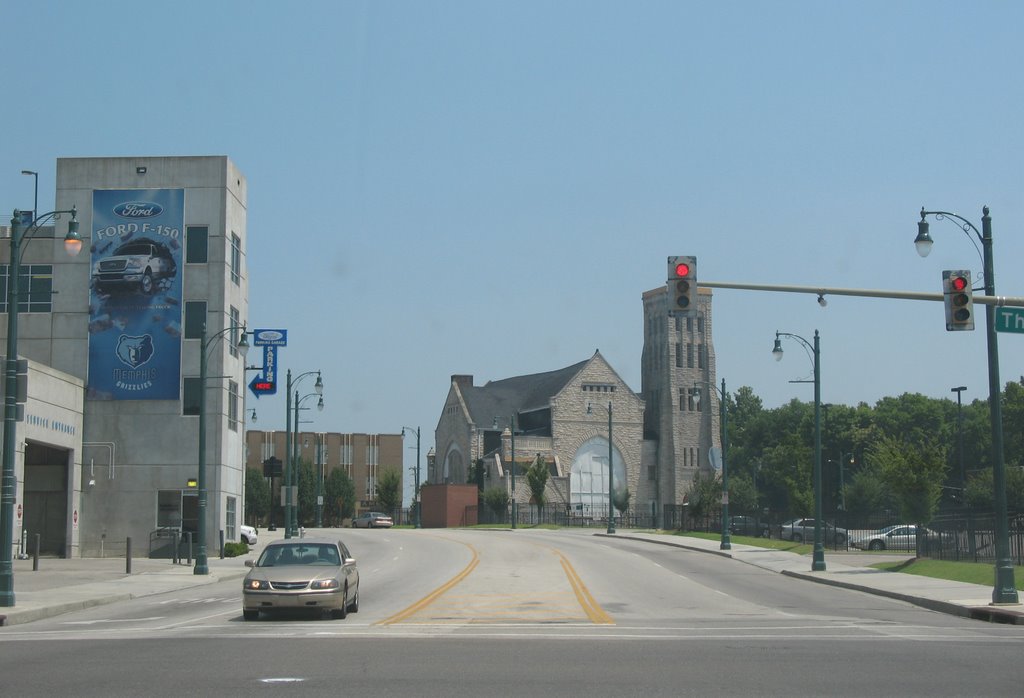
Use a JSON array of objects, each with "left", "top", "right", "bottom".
[
  {"left": 256, "top": 330, "right": 284, "bottom": 342},
  {"left": 114, "top": 202, "right": 163, "bottom": 219}
]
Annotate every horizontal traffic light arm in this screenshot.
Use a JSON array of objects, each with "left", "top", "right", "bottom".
[{"left": 698, "top": 280, "right": 1024, "bottom": 307}]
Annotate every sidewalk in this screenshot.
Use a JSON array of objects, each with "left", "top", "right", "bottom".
[
  {"left": 602, "top": 531, "right": 1024, "bottom": 625},
  {"left": 1, "top": 530, "right": 1022, "bottom": 627},
  {"left": 0, "top": 551, "right": 251, "bottom": 626}
]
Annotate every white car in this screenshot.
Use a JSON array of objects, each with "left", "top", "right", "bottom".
[
  {"left": 849, "top": 524, "right": 941, "bottom": 551},
  {"left": 240, "top": 525, "right": 258, "bottom": 545}
]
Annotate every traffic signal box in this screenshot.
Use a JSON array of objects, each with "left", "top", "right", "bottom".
[
  {"left": 667, "top": 255, "right": 697, "bottom": 315},
  {"left": 943, "top": 269, "right": 975, "bottom": 331}
]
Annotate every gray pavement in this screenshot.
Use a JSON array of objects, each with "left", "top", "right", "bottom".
[{"left": 1, "top": 529, "right": 1022, "bottom": 627}]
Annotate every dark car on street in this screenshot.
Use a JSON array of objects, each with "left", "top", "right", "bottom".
[{"left": 729, "top": 516, "right": 770, "bottom": 537}]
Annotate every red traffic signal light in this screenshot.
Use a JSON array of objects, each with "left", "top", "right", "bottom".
[
  {"left": 667, "top": 255, "right": 697, "bottom": 315},
  {"left": 942, "top": 270, "right": 974, "bottom": 331}
]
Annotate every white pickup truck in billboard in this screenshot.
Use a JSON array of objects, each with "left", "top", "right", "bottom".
[{"left": 91, "top": 238, "right": 177, "bottom": 295}]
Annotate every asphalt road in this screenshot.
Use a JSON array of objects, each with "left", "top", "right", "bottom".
[{"left": 1, "top": 529, "right": 1021, "bottom": 696}]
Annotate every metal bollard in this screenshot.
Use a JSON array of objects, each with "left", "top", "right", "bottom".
[
  {"left": 186, "top": 532, "right": 193, "bottom": 565},
  {"left": 219, "top": 529, "right": 225, "bottom": 559},
  {"left": 173, "top": 531, "right": 180, "bottom": 565},
  {"left": 126, "top": 537, "right": 132, "bottom": 574},
  {"left": 32, "top": 533, "right": 40, "bottom": 571}
]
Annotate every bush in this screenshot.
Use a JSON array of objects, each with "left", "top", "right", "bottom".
[{"left": 223, "top": 541, "right": 250, "bottom": 557}]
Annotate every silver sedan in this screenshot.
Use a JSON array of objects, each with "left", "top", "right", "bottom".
[{"left": 242, "top": 537, "right": 359, "bottom": 620}]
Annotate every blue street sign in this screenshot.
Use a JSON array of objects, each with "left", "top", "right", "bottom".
[
  {"left": 253, "top": 329, "right": 288, "bottom": 347},
  {"left": 248, "top": 345, "right": 279, "bottom": 398}
]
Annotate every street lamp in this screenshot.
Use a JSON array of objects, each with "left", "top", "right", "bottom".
[
  {"left": 284, "top": 369, "right": 322, "bottom": 538},
  {"left": 950, "top": 386, "right": 967, "bottom": 502},
  {"left": 772, "top": 329, "right": 826, "bottom": 572},
  {"left": 916, "top": 207, "right": 1017, "bottom": 604},
  {"left": 401, "top": 426, "right": 421, "bottom": 528},
  {"left": 195, "top": 322, "right": 250, "bottom": 575},
  {"left": 292, "top": 390, "right": 324, "bottom": 535},
  {"left": 693, "top": 378, "right": 730, "bottom": 550},
  {"left": 1, "top": 207, "right": 82, "bottom": 606},
  {"left": 20, "top": 171, "right": 37, "bottom": 222}
]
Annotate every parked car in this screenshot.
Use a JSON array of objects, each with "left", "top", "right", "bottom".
[
  {"left": 778, "top": 518, "right": 847, "bottom": 544},
  {"left": 240, "top": 525, "right": 258, "bottom": 546},
  {"left": 849, "top": 524, "right": 942, "bottom": 551},
  {"left": 351, "top": 512, "right": 394, "bottom": 528},
  {"left": 729, "top": 516, "right": 770, "bottom": 538},
  {"left": 242, "top": 537, "right": 359, "bottom": 620}
]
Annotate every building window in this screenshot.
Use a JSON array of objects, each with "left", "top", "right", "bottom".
[
  {"left": 228, "top": 380, "right": 239, "bottom": 431},
  {"left": 698, "top": 344, "right": 706, "bottom": 369},
  {"left": 582, "top": 383, "right": 616, "bottom": 393},
  {"left": 230, "top": 233, "right": 241, "bottom": 285},
  {"left": 694, "top": 388, "right": 702, "bottom": 412},
  {"left": 0, "top": 264, "right": 53, "bottom": 313},
  {"left": 229, "top": 306, "right": 241, "bottom": 357},
  {"left": 226, "top": 497, "right": 237, "bottom": 540},
  {"left": 340, "top": 442, "right": 352, "bottom": 466},
  {"left": 183, "top": 377, "right": 201, "bottom": 415},
  {"left": 675, "top": 344, "right": 683, "bottom": 368},
  {"left": 367, "top": 444, "right": 379, "bottom": 466},
  {"left": 186, "top": 226, "right": 208, "bottom": 263},
  {"left": 698, "top": 315, "right": 705, "bottom": 334},
  {"left": 687, "top": 343, "right": 694, "bottom": 369},
  {"left": 157, "top": 490, "right": 181, "bottom": 528},
  {"left": 184, "top": 301, "right": 207, "bottom": 339},
  {"left": 678, "top": 389, "right": 686, "bottom": 411},
  {"left": 686, "top": 317, "right": 693, "bottom": 332}
]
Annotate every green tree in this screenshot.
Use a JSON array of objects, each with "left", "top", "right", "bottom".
[
  {"left": 842, "top": 463, "right": 892, "bottom": 523},
  {"left": 376, "top": 468, "right": 402, "bottom": 515},
  {"left": 686, "top": 471, "right": 721, "bottom": 528},
  {"left": 324, "top": 468, "right": 356, "bottom": 525},
  {"left": 297, "top": 460, "right": 317, "bottom": 526},
  {"left": 482, "top": 486, "right": 510, "bottom": 520},
  {"left": 870, "top": 435, "right": 947, "bottom": 554},
  {"left": 526, "top": 453, "right": 549, "bottom": 518},
  {"left": 613, "top": 487, "right": 631, "bottom": 514},
  {"left": 726, "top": 473, "right": 758, "bottom": 515},
  {"left": 244, "top": 467, "right": 271, "bottom": 526}
]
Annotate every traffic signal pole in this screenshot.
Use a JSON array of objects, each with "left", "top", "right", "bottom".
[{"left": 696, "top": 281, "right": 1024, "bottom": 307}]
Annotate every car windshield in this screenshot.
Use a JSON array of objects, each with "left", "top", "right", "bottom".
[{"left": 257, "top": 544, "right": 340, "bottom": 567}]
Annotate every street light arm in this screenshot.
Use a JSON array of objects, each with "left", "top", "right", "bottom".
[
  {"left": 918, "top": 208, "right": 985, "bottom": 272},
  {"left": 11, "top": 207, "right": 82, "bottom": 259}
]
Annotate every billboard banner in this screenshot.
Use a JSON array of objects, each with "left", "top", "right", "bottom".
[{"left": 87, "top": 189, "right": 185, "bottom": 400}]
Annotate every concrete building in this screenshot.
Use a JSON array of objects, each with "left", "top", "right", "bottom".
[
  {"left": 244, "top": 431, "right": 403, "bottom": 521},
  {"left": 431, "top": 284, "right": 719, "bottom": 527},
  {"left": 433, "top": 351, "right": 646, "bottom": 519},
  {"left": 2, "top": 155, "right": 248, "bottom": 557},
  {"left": 641, "top": 285, "right": 721, "bottom": 523}
]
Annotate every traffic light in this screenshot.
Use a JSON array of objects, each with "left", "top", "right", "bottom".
[
  {"left": 942, "top": 269, "right": 974, "bottom": 331},
  {"left": 667, "top": 255, "right": 697, "bottom": 315}
]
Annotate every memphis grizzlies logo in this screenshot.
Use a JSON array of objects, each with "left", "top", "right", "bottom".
[{"left": 116, "top": 334, "right": 155, "bottom": 368}]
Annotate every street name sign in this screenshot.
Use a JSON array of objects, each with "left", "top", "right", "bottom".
[{"left": 995, "top": 308, "right": 1024, "bottom": 334}]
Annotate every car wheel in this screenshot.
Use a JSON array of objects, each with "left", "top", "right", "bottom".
[
  {"left": 869, "top": 540, "right": 885, "bottom": 551},
  {"left": 140, "top": 270, "right": 154, "bottom": 295},
  {"left": 243, "top": 609, "right": 258, "bottom": 621},
  {"left": 350, "top": 584, "right": 359, "bottom": 613},
  {"left": 332, "top": 586, "right": 349, "bottom": 620}
]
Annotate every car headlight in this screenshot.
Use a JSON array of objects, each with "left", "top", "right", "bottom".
[
  {"left": 245, "top": 579, "right": 270, "bottom": 590},
  {"left": 310, "top": 579, "right": 340, "bottom": 590}
]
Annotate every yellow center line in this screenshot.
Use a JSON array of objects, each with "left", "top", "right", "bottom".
[
  {"left": 376, "top": 543, "right": 480, "bottom": 626},
  {"left": 557, "top": 551, "right": 614, "bottom": 625}
]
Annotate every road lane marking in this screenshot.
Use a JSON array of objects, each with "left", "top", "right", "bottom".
[
  {"left": 557, "top": 551, "right": 614, "bottom": 625},
  {"left": 377, "top": 545, "right": 480, "bottom": 625}
]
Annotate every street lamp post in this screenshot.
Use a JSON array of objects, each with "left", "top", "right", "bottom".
[
  {"left": 694, "top": 378, "right": 730, "bottom": 550},
  {"left": 951, "top": 386, "right": 967, "bottom": 500},
  {"left": 292, "top": 390, "right": 324, "bottom": 535},
  {"left": 773, "top": 329, "right": 825, "bottom": 572},
  {"left": 315, "top": 432, "right": 323, "bottom": 528},
  {"left": 915, "top": 207, "right": 1017, "bottom": 604},
  {"left": 196, "top": 323, "right": 250, "bottom": 575},
  {"left": 402, "top": 427, "right": 421, "bottom": 528},
  {"left": 606, "top": 401, "right": 615, "bottom": 535},
  {"left": 1, "top": 207, "right": 82, "bottom": 606},
  {"left": 20, "top": 171, "right": 37, "bottom": 222},
  {"left": 510, "top": 415, "right": 517, "bottom": 529},
  {"left": 284, "top": 370, "right": 322, "bottom": 538}
]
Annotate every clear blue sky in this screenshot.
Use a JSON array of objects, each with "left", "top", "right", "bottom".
[{"left": 4, "top": 1, "right": 1023, "bottom": 503}]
